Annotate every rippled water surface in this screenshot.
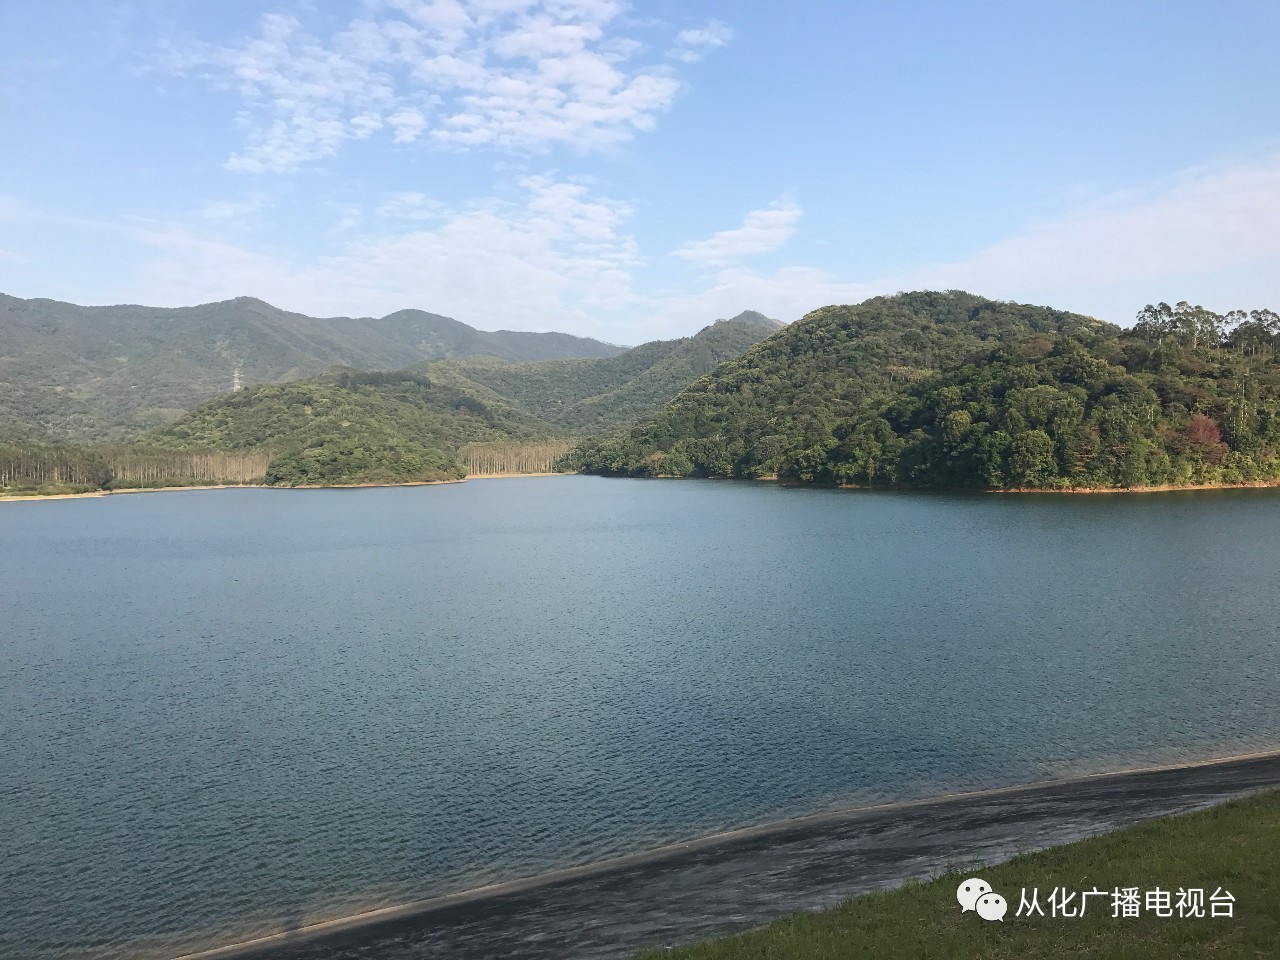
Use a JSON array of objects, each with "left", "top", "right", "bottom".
[{"left": 2, "top": 478, "right": 1279, "bottom": 959}]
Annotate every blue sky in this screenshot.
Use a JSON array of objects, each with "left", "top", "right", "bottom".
[{"left": 2, "top": 0, "right": 1278, "bottom": 342}]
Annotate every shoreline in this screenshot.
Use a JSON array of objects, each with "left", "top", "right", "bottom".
[
  {"left": 0, "top": 473, "right": 573, "bottom": 502},
  {"left": 7, "top": 473, "right": 1280, "bottom": 502},
  {"left": 169, "top": 746, "right": 1280, "bottom": 960},
  {"left": 994, "top": 478, "right": 1280, "bottom": 495},
  {"left": 830, "top": 478, "right": 1280, "bottom": 495}
]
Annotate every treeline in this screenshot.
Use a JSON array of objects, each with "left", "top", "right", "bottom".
[
  {"left": 460, "top": 440, "right": 574, "bottom": 475},
  {"left": 0, "top": 445, "right": 272, "bottom": 491},
  {"left": 568, "top": 294, "right": 1280, "bottom": 491},
  {"left": 1133, "top": 301, "right": 1279, "bottom": 352}
]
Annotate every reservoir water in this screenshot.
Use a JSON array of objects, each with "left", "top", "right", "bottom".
[{"left": 2, "top": 477, "right": 1278, "bottom": 959}]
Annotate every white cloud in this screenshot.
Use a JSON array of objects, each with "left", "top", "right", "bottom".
[
  {"left": 199, "top": 196, "right": 269, "bottom": 224},
  {"left": 88, "top": 177, "right": 641, "bottom": 336},
  {"left": 669, "top": 20, "right": 731, "bottom": 63},
  {"left": 388, "top": 107, "right": 428, "bottom": 142},
  {"left": 166, "top": 3, "right": 724, "bottom": 172},
  {"left": 674, "top": 198, "right": 802, "bottom": 264},
  {"left": 375, "top": 191, "right": 449, "bottom": 220},
  {"left": 914, "top": 154, "right": 1280, "bottom": 305},
  {"left": 645, "top": 264, "right": 874, "bottom": 336}
]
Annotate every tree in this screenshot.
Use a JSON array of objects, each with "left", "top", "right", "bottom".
[
  {"left": 1184, "top": 413, "right": 1229, "bottom": 464},
  {"left": 1008, "top": 430, "right": 1060, "bottom": 488}
]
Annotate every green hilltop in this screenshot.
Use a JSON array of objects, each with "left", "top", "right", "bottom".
[{"left": 568, "top": 292, "right": 1280, "bottom": 490}]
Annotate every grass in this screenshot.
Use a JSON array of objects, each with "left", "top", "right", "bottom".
[{"left": 641, "top": 789, "right": 1279, "bottom": 960}]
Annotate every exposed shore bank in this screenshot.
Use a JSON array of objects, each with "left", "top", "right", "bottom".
[
  {"left": 996, "top": 478, "right": 1280, "bottom": 495},
  {"left": 0, "top": 474, "right": 574, "bottom": 502},
  {"left": 828, "top": 478, "right": 1280, "bottom": 495},
  {"left": 168, "top": 748, "right": 1280, "bottom": 960}
]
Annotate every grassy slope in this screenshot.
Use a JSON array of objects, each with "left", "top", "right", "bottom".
[{"left": 644, "top": 789, "right": 1279, "bottom": 960}]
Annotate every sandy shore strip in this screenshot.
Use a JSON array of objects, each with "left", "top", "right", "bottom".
[
  {"left": 168, "top": 748, "right": 1280, "bottom": 960},
  {"left": 0, "top": 474, "right": 579, "bottom": 502},
  {"left": 995, "top": 479, "right": 1280, "bottom": 495}
]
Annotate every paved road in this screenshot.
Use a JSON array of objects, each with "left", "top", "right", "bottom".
[{"left": 187, "top": 752, "right": 1280, "bottom": 960}]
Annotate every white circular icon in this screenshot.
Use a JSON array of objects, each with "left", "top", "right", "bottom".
[
  {"left": 976, "top": 892, "right": 1008, "bottom": 922},
  {"left": 956, "top": 877, "right": 992, "bottom": 912}
]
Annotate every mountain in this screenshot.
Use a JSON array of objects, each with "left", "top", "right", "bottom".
[
  {"left": 422, "top": 310, "right": 784, "bottom": 434},
  {"left": 570, "top": 291, "right": 1280, "bottom": 490},
  {"left": 567, "top": 291, "right": 1112, "bottom": 477},
  {"left": 133, "top": 310, "right": 781, "bottom": 487},
  {"left": 0, "top": 293, "right": 622, "bottom": 443}
]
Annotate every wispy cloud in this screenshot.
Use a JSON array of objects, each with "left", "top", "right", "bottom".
[
  {"left": 673, "top": 198, "right": 802, "bottom": 264},
  {"left": 165, "top": 2, "right": 726, "bottom": 173},
  {"left": 374, "top": 191, "right": 448, "bottom": 220},
  {"left": 9, "top": 154, "right": 1277, "bottom": 342},
  {"left": 649, "top": 264, "right": 874, "bottom": 335},
  {"left": 915, "top": 154, "right": 1280, "bottom": 298},
  {"left": 88, "top": 176, "right": 641, "bottom": 333},
  {"left": 669, "top": 20, "right": 731, "bottom": 63},
  {"left": 199, "top": 195, "right": 270, "bottom": 224}
]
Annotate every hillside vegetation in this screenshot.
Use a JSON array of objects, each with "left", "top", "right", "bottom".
[
  {"left": 146, "top": 369, "right": 550, "bottom": 486},
  {"left": 569, "top": 292, "right": 1280, "bottom": 491},
  {"left": 423, "top": 311, "right": 783, "bottom": 434},
  {"left": 0, "top": 293, "right": 621, "bottom": 442},
  {"left": 99, "top": 312, "right": 782, "bottom": 487}
]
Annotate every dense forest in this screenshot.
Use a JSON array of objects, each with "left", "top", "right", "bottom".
[
  {"left": 145, "top": 368, "right": 552, "bottom": 486},
  {"left": 0, "top": 445, "right": 271, "bottom": 494},
  {"left": 568, "top": 293, "right": 1280, "bottom": 490},
  {"left": 460, "top": 441, "right": 575, "bottom": 475}
]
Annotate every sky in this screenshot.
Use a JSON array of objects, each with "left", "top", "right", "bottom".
[{"left": 2, "top": 0, "right": 1279, "bottom": 343}]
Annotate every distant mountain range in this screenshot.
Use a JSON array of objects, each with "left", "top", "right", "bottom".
[
  {"left": 0, "top": 293, "right": 624, "bottom": 442},
  {"left": 144, "top": 311, "right": 782, "bottom": 486}
]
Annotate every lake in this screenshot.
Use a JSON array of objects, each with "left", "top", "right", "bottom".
[{"left": 2, "top": 477, "right": 1278, "bottom": 960}]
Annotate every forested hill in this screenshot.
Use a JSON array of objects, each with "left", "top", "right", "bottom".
[
  {"left": 568, "top": 292, "right": 1107, "bottom": 477},
  {"left": 147, "top": 368, "right": 551, "bottom": 486},
  {"left": 422, "top": 310, "right": 783, "bottom": 434},
  {"left": 0, "top": 293, "right": 622, "bottom": 443},
  {"left": 137, "top": 311, "right": 780, "bottom": 487},
  {"left": 568, "top": 292, "right": 1280, "bottom": 490}
]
